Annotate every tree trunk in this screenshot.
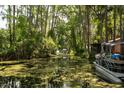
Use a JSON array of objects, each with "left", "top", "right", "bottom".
[
  {"left": 86, "top": 6, "right": 90, "bottom": 53},
  {"left": 105, "top": 6, "right": 108, "bottom": 42},
  {"left": 50, "top": 5, "right": 56, "bottom": 38},
  {"left": 44, "top": 5, "right": 49, "bottom": 37},
  {"left": 119, "top": 7, "right": 123, "bottom": 41},
  {"left": 8, "top": 5, "right": 12, "bottom": 47},
  {"left": 71, "top": 27, "right": 77, "bottom": 52},
  {"left": 29, "top": 5, "right": 33, "bottom": 36},
  {"left": 40, "top": 6, "right": 43, "bottom": 33},
  {"left": 82, "top": 6, "right": 87, "bottom": 49},
  {"left": 13, "top": 5, "right": 16, "bottom": 45},
  {"left": 35, "top": 5, "right": 40, "bottom": 30},
  {"left": 99, "top": 16, "right": 103, "bottom": 43},
  {"left": 78, "top": 5, "right": 83, "bottom": 48},
  {"left": 113, "top": 6, "right": 116, "bottom": 41}
]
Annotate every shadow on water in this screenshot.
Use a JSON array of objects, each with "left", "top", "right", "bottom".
[
  {"left": 0, "top": 76, "right": 81, "bottom": 88},
  {"left": 0, "top": 57, "right": 123, "bottom": 88},
  {"left": 0, "top": 76, "right": 43, "bottom": 88}
]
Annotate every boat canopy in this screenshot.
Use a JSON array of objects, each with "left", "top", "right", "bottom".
[{"left": 101, "top": 42, "right": 124, "bottom": 47}]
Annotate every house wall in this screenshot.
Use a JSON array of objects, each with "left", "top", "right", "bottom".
[{"left": 112, "top": 40, "right": 124, "bottom": 55}]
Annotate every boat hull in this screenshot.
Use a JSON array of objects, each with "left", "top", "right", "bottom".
[{"left": 93, "top": 62, "right": 124, "bottom": 83}]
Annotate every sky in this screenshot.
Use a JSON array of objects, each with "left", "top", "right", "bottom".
[
  {"left": 0, "top": 6, "right": 7, "bottom": 29},
  {"left": 0, "top": 5, "right": 69, "bottom": 30}
]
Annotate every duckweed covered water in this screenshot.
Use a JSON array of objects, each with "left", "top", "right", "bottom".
[{"left": 0, "top": 57, "right": 123, "bottom": 88}]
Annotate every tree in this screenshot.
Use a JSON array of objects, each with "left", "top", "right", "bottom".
[
  {"left": 105, "top": 5, "right": 108, "bottom": 42},
  {"left": 1, "top": 5, "right": 124, "bottom": 60},
  {"left": 113, "top": 6, "right": 116, "bottom": 41},
  {"left": 86, "top": 6, "right": 90, "bottom": 53},
  {"left": 13, "top": 5, "right": 16, "bottom": 45},
  {"left": 8, "top": 5, "right": 12, "bottom": 47},
  {"left": 119, "top": 6, "right": 123, "bottom": 41}
]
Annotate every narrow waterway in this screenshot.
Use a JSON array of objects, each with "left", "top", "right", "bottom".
[{"left": 0, "top": 57, "right": 122, "bottom": 88}]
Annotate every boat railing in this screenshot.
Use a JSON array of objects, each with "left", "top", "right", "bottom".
[{"left": 96, "top": 57, "right": 124, "bottom": 73}]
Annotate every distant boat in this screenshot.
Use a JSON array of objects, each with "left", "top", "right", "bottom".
[{"left": 93, "top": 39, "right": 124, "bottom": 83}]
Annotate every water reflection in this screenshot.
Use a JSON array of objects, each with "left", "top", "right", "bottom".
[
  {"left": 0, "top": 57, "right": 122, "bottom": 88},
  {"left": 0, "top": 76, "right": 43, "bottom": 88},
  {"left": 0, "top": 76, "right": 20, "bottom": 88}
]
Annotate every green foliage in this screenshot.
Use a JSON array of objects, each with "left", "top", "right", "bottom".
[
  {"left": 1, "top": 5, "right": 124, "bottom": 60},
  {"left": 0, "top": 30, "right": 10, "bottom": 55},
  {"left": 43, "top": 37, "right": 57, "bottom": 50},
  {"left": 17, "top": 15, "right": 28, "bottom": 40}
]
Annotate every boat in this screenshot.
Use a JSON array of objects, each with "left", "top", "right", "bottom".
[{"left": 93, "top": 39, "right": 124, "bottom": 83}]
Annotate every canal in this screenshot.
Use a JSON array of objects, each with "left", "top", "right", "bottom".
[{"left": 0, "top": 57, "right": 123, "bottom": 88}]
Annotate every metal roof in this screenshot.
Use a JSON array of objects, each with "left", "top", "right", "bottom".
[{"left": 102, "top": 41, "right": 124, "bottom": 47}]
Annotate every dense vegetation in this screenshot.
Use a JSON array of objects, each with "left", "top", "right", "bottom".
[{"left": 0, "top": 5, "right": 124, "bottom": 60}]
